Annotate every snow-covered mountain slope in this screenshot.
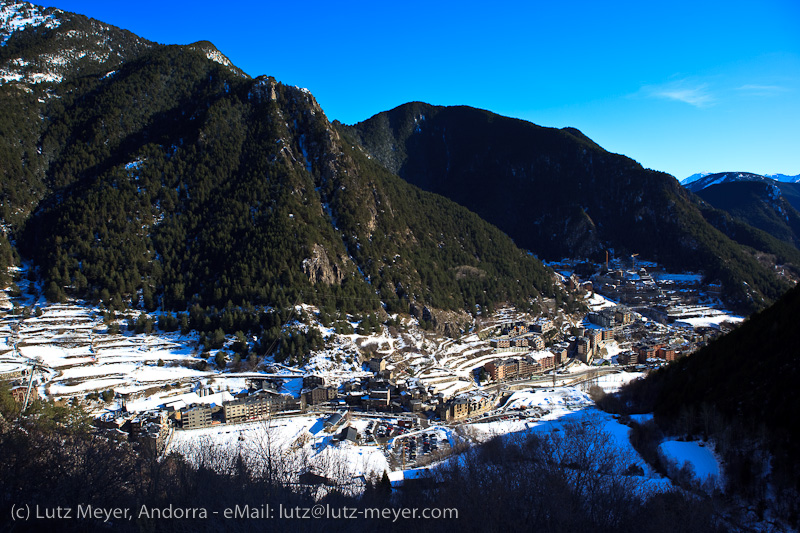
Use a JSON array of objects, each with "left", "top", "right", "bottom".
[
  {"left": 0, "top": 0, "right": 60, "bottom": 45},
  {"left": 684, "top": 171, "right": 800, "bottom": 191},
  {"left": 766, "top": 173, "right": 800, "bottom": 184},
  {"left": 680, "top": 172, "right": 713, "bottom": 186},
  {"left": 0, "top": 0, "right": 153, "bottom": 85},
  {"left": 682, "top": 172, "right": 773, "bottom": 193}
]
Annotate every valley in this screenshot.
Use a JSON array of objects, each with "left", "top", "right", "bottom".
[
  {"left": 0, "top": 255, "right": 742, "bottom": 493},
  {"left": 1, "top": 1, "right": 798, "bottom": 529}
]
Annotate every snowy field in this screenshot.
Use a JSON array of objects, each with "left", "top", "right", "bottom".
[
  {"left": 674, "top": 314, "right": 744, "bottom": 329},
  {"left": 0, "top": 303, "right": 217, "bottom": 401},
  {"left": 168, "top": 414, "right": 391, "bottom": 489},
  {"left": 659, "top": 440, "right": 722, "bottom": 486},
  {"left": 591, "top": 370, "right": 645, "bottom": 392}
]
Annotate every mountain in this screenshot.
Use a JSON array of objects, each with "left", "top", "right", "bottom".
[
  {"left": 0, "top": 1, "right": 563, "bottom": 330},
  {"left": 682, "top": 172, "right": 773, "bottom": 192},
  {"left": 648, "top": 281, "right": 800, "bottom": 441},
  {"left": 766, "top": 173, "right": 800, "bottom": 183},
  {"left": 342, "top": 102, "right": 792, "bottom": 313},
  {"left": 614, "top": 281, "right": 800, "bottom": 525},
  {"left": 695, "top": 181, "right": 800, "bottom": 249},
  {"left": 684, "top": 172, "right": 780, "bottom": 192},
  {"left": 678, "top": 172, "right": 800, "bottom": 253},
  {"left": 683, "top": 171, "right": 800, "bottom": 212},
  {"left": 0, "top": 0, "right": 153, "bottom": 84},
  {"left": 684, "top": 172, "right": 800, "bottom": 188},
  {"left": 681, "top": 172, "right": 713, "bottom": 185}
]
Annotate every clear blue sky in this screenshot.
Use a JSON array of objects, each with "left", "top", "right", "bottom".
[{"left": 40, "top": 0, "right": 800, "bottom": 180}]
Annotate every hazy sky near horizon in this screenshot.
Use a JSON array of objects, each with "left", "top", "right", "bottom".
[{"left": 39, "top": 0, "right": 800, "bottom": 180}]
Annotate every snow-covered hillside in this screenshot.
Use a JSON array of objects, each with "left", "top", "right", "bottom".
[
  {"left": 0, "top": 1, "right": 60, "bottom": 45},
  {"left": 1, "top": 0, "right": 152, "bottom": 85},
  {"left": 682, "top": 171, "right": 800, "bottom": 190}
]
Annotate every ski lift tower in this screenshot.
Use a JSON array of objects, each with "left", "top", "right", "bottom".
[{"left": 21, "top": 359, "right": 48, "bottom": 412}]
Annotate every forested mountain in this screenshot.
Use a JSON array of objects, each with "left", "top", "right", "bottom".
[
  {"left": 684, "top": 171, "right": 800, "bottom": 213},
  {"left": 0, "top": 1, "right": 562, "bottom": 332},
  {"left": 640, "top": 281, "right": 800, "bottom": 447},
  {"left": 1, "top": 0, "right": 153, "bottom": 84},
  {"left": 695, "top": 181, "right": 800, "bottom": 250},
  {"left": 615, "top": 283, "right": 800, "bottom": 524},
  {"left": 343, "top": 102, "right": 794, "bottom": 313}
]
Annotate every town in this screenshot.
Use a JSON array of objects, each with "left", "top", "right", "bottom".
[{"left": 0, "top": 255, "right": 742, "bottom": 476}]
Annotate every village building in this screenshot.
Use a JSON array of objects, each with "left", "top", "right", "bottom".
[
  {"left": 530, "top": 318, "right": 555, "bottom": 335},
  {"left": 223, "top": 391, "right": 292, "bottom": 424},
  {"left": 529, "top": 334, "right": 546, "bottom": 350},
  {"left": 368, "top": 357, "right": 387, "bottom": 373},
  {"left": 323, "top": 412, "right": 345, "bottom": 430},
  {"left": 575, "top": 337, "right": 594, "bottom": 363},
  {"left": 302, "top": 375, "right": 326, "bottom": 389},
  {"left": 657, "top": 345, "right": 679, "bottom": 362},
  {"left": 301, "top": 385, "right": 338, "bottom": 406},
  {"left": 182, "top": 404, "right": 213, "bottom": 429},
  {"left": 490, "top": 338, "right": 511, "bottom": 349},
  {"left": 530, "top": 350, "right": 556, "bottom": 370},
  {"left": 10, "top": 385, "right": 36, "bottom": 404},
  {"left": 438, "top": 392, "right": 494, "bottom": 421},
  {"left": 484, "top": 358, "right": 518, "bottom": 382},
  {"left": 363, "top": 389, "right": 391, "bottom": 410}
]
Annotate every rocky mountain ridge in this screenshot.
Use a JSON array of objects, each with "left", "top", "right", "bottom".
[{"left": 1, "top": 4, "right": 562, "bottom": 327}]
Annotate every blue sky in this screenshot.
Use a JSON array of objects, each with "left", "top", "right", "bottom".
[{"left": 41, "top": 0, "right": 800, "bottom": 180}]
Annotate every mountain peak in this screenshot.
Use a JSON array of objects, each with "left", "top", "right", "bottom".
[
  {"left": 0, "top": 0, "right": 61, "bottom": 46},
  {"left": 186, "top": 40, "right": 247, "bottom": 78},
  {"left": 680, "top": 172, "right": 713, "bottom": 185},
  {"left": 683, "top": 172, "right": 772, "bottom": 192},
  {"left": 1, "top": 1, "right": 153, "bottom": 85}
]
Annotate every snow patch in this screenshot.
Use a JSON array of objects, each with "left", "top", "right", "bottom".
[
  {"left": 659, "top": 440, "right": 722, "bottom": 485},
  {"left": 1, "top": 2, "right": 62, "bottom": 46}
]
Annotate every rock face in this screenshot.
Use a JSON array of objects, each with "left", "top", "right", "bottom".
[
  {"left": 409, "top": 302, "right": 472, "bottom": 337},
  {"left": 302, "top": 244, "right": 345, "bottom": 285}
]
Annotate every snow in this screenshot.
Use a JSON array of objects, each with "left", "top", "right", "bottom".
[
  {"left": 125, "top": 159, "right": 144, "bottom": 171},
  {"left": 203, "top": 48, "right": 232, "bottom": 68},
  {"left": 659, "top": 440, "right": 721, "bottom": 485},
  {"left": 0, "top": 68, "right": 23, "bottom": 82},
  {"left": 1, "top": 2, "right": 62, "bottom": 46},
  {"left": 600, "top": 340, "right": 623, "bottom": 358},
  {"left": 0, "top": 361, "right": 28, "bottom": 374},
  {"left": 168, "top": 415, "right": 391, "bottom": 487},
  {"left": 652, "top": 272, "right": 703, "bottom": 283},
  {"left": 674, "top": 313, "right": 743, "bottom": 329},
  {"left": 766, "top": 173, "right": 800, "bottom": 183},
  {"left": 504, "top": 387, "right": 592, "bottom": 411},
  {"left": 529, "top": 349, "right": 556, "bottom": 362},
  {"left": 629, "top": 413, "right": 654, "bottom": 424},
  {"left": 2, "top": 302, "right": 214, "bottom": 399},
  {"left": 584, "top": 292, "right": 617, "bottom": 310},
  {"left": 591, "top": 370, "right": 645, "bottom": 393},
  {"left": 18, "top": 345, "right": 92, "bottom": 368},
  {"left": 466, "top": 392, "right": 672, "bottom": 488}
]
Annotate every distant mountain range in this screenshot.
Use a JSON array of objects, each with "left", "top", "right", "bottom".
[
  {"left": 679, "top": 172, "right": 800, "bottom": 250},
  {"left": 683, "top": 172, "right": 800, "bottom": 187}
]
